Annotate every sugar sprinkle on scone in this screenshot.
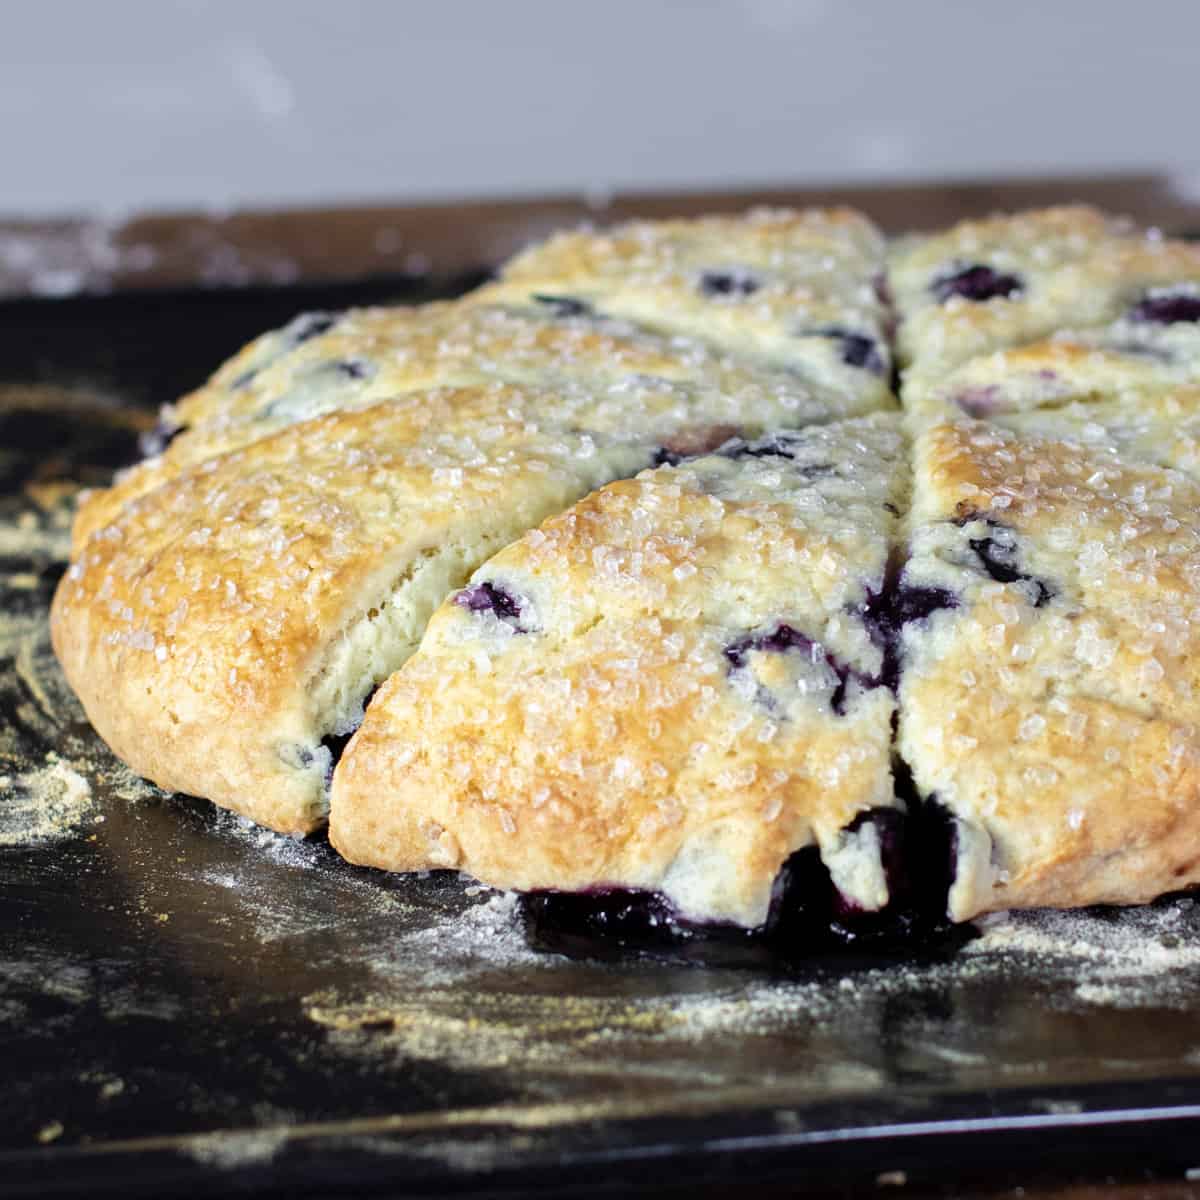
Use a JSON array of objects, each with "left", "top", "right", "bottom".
[{"left": 330, "top": 415, "right": 907, "bottom": 927}]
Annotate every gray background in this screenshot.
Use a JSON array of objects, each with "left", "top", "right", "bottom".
[{"left": 3, "top": 0, "right": 1196, "bottom": 218}]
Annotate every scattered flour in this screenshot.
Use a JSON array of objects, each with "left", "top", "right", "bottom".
[
  {"left": 185, "top": 1126, "right": 291, "bottom": 1169},
  {"left": 966, "top": 902, "right": 1200, "bottom": 1006},
  {"left": 0, "top": 756, "right": 95, "bottom": 846}
]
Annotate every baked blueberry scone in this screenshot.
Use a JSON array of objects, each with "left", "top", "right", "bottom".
[
  {"left": 52, "top": 208, "right": 895, "bottom": 839},
  {"left": 330, "top": 415, "right": 908, "bottom": 928},
  {"left": 900, "top": 421, "right": 1200, "bottom": 920},
  {"left": 51, "top": 202, "right": 1200, "bottom": 938}
]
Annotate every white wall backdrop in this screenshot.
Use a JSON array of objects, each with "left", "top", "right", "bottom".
[{"left": 2, "top": 0, "right": 1195, "bottom": 217}]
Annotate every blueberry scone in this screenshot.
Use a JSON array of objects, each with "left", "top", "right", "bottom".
[
  {"left": 891, "top": 209, "right": 1200, "bottom": 920},
  {"left": 330, "top": 416, "right": 908, "bottom": 928},
  {"left": 52, "top": 209, "right": 895, "bottom": 838},
  {"left": 900, "top": 421, "right": 1200, "bottom": 920},
  {"left": 52, "top": 203, "right": 1200, "bottom": 938}
]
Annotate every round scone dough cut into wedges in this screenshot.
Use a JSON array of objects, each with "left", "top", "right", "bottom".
[
  {"left": 51, "top": 387, "right": 655, "bottom": 834},
  {"left": 898, "top": 420, "right": 1200, "bottom": 922},
  {"left": 330, "top": 414, "right": 908, "bottom": 929}
]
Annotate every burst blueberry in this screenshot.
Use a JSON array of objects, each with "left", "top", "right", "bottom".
[
  {"left": 724, "top": 623, "right": 874, "bottom": 717},
  {"left": 954, "top": 512, "right": 1055, "bottom": 607},
  {"left": 454, "top": 581, "right": 526, "bottom": 627}
]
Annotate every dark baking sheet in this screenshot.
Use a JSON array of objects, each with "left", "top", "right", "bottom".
[{"left": 4, "top": 206, "right": 1200, "bottom": 1199}]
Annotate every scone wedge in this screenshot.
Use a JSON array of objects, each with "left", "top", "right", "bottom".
[{"left": 900, "top": 420, "right": 1200, "bottom": 920}]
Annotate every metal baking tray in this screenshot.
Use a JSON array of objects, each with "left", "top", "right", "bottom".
[{"left": 5, "top": 182, "right": 1200, "bottom": 1198}]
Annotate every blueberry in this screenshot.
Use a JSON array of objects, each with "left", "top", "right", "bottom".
[
  {"left": 288, "top": 311, "right": 339, "bottom": 345},
  {"left": 724, "top": 623, "right": 873, "bottom": 717},
  {"left": 719, "top": 433, "right": 799, "bottom": 462},
  {"left": 800, "top": 327, "right": 887, "bottom": 374},
  {"left": 954, "top": 511, "right": 1054, "bottom": 607},
  {"left": 1129, "top": 291, "right": 1200, "bottom": 325},
  {"left": 886, "top": 583, "right": 962, "bottom": 630},
  {"left": 859, "top": 560, "right": 960, "bottom": 692},
  {"left": 138, "top": 419, "right": 183, "bottom": 458},
  {"left": 956, "top": 386, "right": 1002, "bottom": 417},
  {"left": 532, "top": 293, "right": 593, "bottom": 318},
  {"left": 836, "top": 332, "right": 886, "bottom": 373},
  {"left": 454, "top": 581, "right": 526, "bottom": 629},
  {"left": 932, "top": 264, "right": 1023, "bottom": 304},
  {"left": 700, "top": 269, "right": 761, "bottom": 297},
  {"left": 718, "top": 432, "right": 834, "bottom": 477},
  {"left": 333, "top": 359, "right": 372, "bottom": 381}
]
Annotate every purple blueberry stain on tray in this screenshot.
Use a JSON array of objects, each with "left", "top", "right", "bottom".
[{"left": 518, "top": 794, "right": 969, "bottom": 967}]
